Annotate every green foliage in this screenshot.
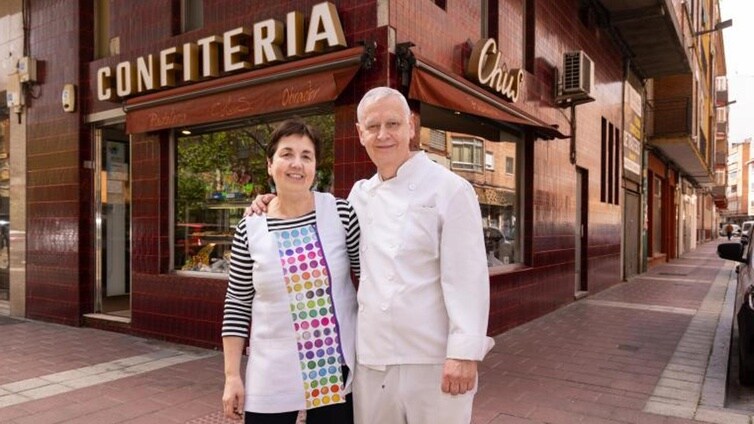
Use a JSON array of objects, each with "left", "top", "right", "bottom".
[{"left": 176, "top": 114, "right": 335, "bottom": 200}]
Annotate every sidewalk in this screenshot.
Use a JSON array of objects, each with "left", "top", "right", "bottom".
[{"left": 0, "top": 239, "right": 750, "bottom": 423}]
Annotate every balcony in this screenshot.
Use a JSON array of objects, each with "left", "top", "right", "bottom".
[
  {"left": 646, "top": 96, "right": 714, "bottom": 186},
  {"left": 596, "top": 0, "right": 692, "bottom": 78}
]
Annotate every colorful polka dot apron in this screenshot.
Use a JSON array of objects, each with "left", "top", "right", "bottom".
[{"left": 274, "top": 224, "right": 346, "bottom": 409}]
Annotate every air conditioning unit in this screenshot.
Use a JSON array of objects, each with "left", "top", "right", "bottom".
[{"left": 562, "top": 51, "right": 594, "bottom": 96}]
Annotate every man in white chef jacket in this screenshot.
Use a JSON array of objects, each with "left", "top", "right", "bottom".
[{"left": 349, "top": 86, "right": 494, "bottom": 424}]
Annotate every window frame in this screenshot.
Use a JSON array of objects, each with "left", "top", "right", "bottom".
[{"left": 451, "top": 136, "right": 485, "bottom": 172}]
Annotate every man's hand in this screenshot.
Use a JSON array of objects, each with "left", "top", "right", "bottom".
[
  {"left": 441, "top": 359, "right": 477, "bottom": 395},
  {"left": 244, "top": 193, "right": 276, "bottom": 217},
  {"left": 222, "top": 375, "right": 245, "bottom": 420}
]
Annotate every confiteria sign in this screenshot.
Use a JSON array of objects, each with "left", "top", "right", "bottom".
[
  {"left": 465, "top": 38, "right": 523, "bottom": 103},
  {"left": 96, "top": 2, "right": 346, "bottom": 102}
]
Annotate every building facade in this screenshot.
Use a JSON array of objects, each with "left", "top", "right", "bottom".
[
  {"left": 726, "top": 139, "right": 752, "bottom": 222},
  {"left": 6, "top": 0, "right": 726, "bottom": 348}
]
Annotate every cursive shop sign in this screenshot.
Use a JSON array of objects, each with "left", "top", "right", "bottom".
[
  {"left": 465, "top": 38, "right": 523, "bottom": 102},
  {"left": 96, "top": 2, "right": 346, "bottom": 102}
]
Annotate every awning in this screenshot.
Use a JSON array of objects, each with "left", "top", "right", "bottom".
[
  {"left": 125, "top": 46, "right": 365, "bottom": 134},
  {"left": 408, "top": 59, "right": 566, "bottom": 140},
  {"left": 474, "top": 186, "right": 515, "bottom": 207}
]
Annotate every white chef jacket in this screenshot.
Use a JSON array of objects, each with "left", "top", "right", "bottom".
[{"left": 349, "top": 152, "right": 494, "bottom": 366}]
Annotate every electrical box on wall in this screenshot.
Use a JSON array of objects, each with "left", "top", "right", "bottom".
[
  {"left": 18, "top": 56, "right": 37, "bottom": 83},
  {"left": 6, "top": 91, "right": 20, "bottom": 107},
  {"left": 62, "top": 84, "right": 76, "bottom": 112},
  {"left": 6, "top": 73, "right": 23, "bottom": 113}
]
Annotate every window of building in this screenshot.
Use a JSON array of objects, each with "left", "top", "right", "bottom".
[
  {"left": 428, "top": 129, "right": 447, "bottom": 151},
  {"left": 524, "top": 0, "right": 535, "bottom": 73},
  {"left": 600, "top": 117, "right": 620, "bottom": 205},
  {"left": 173, "top": 114, "right": 334, "bottom": 275},
  {"left": 94, "top": 0, "right": 111, "bottom": 59},
  {"left": 181, "top": 0, "right": 203, "bottom": 33},
  {"left": 505, "top": 156, "right": 514, "bottom": 174},
  {"left": 716, "top": 107, "right": 727, "bottom": 123},
  {"left": 451, "top": 137, "right": 484, "bottom": 172},
  {"left": 481, "top": 0, "right": 499, "bottom": 41},
  {"left": 485, "top": 152, "right": 495, "bottom": 171}
]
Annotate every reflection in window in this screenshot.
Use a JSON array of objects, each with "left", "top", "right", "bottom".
[
  {"left": 173, "top": 115, "right": 334, "bottom": 274},
  {"left": 421, "top": 126, "right": 521, "bottom": 268},
  {"left": 485, "top": 152, "right": 494, "bottom": 171},
  {"left": 451, "top": 137, "right": 484, "bottom": 172}
]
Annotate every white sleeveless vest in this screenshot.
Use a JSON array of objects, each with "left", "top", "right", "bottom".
[{"left": 243, "top": 192, "right": 357, "bottom": 413}]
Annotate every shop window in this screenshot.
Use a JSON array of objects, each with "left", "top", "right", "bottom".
[
  {"left": 451, "top": 137, "right": 484, "bottom": 172},
  {"left": 181, "top": 0, "right": 203, "bottom": 33},
  {"left": 423, "top": 122, "right": 521, "bottom": 268},
  {"left": 173, "top": 114, "right": 334, "bottom": 275}
]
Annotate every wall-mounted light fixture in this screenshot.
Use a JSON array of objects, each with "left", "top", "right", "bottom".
[{"left": 694, "top": 18, "right": 732, "bottom": 37}]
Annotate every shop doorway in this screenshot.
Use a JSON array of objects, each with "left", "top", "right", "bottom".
[
  {"left": 624, "top": 189, "right": 641, "bottom": 279},
  {"left": 575, "top": 167, "right": 588, "bottom": 297},
  {"left": 95, "top": 128, "right": 131, "bottom": 317}
]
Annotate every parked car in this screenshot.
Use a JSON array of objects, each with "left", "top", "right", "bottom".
[
  {"left": 720, "top": 223, "right": 742, "bottom": 238},
  {"left": 718, "top": 242, "right": 754, "bottom": 385},
  {"left": 742, "top": 220, "right": 754, "bottom": 243}
]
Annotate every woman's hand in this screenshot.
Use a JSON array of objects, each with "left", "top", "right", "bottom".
[
  {"left": 243, "top": 193, "right": 277, "bottom": 217},
  {"left": 222, "top": 375, "right": 245, "bottom": 420}
]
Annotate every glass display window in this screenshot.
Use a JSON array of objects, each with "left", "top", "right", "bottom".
[
  {"left": 173, "top": 114, "right": 335, "bottom": 275},
  {"left": 417, "top": 106, "right": 523, "bottom": 269}
]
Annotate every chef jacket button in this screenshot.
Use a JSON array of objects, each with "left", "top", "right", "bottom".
[
  {"left": 398, "top": 286, "right": 405, "bottom": 293},
  {"left": 380, "top": 303, "right": 389, "bottom": 311},
  {"left": 359, "top": 304, "right": 364, "bottom": 312},
  {"left": 396, "top": 210, "right": 404, "bottom": 217},
  {"left": 387, "top": 274, "right": 394, "bottom": 281},
  {"left": 408, "top": 184, "right": 416, "bottom": 191}
]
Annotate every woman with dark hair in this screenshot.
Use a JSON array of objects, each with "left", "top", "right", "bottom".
[{"left": 221, "top": 119, "right": 359, "bottom": 424}]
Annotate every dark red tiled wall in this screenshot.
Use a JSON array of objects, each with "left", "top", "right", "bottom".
[{"left": 26, "top": 0, "right": 92, "bottom": 325}]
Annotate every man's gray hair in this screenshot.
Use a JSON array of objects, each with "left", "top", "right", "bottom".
[{"left": 356, "top": 86, "right": 411, "bottom": 123}]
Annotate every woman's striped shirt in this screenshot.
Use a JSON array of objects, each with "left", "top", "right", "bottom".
[{"left": 221, "top": 199, "right": 360, "bottom": 338}]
